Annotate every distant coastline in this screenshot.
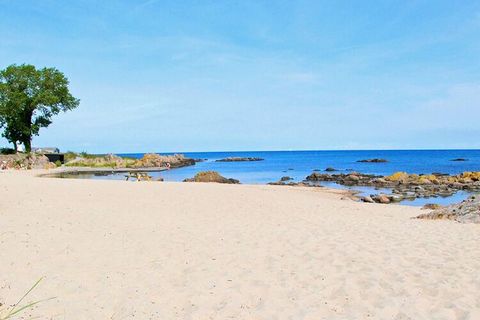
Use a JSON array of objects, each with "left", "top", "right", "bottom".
[{"left": 41, "top": 149, "right": 480, "bottom": 207}]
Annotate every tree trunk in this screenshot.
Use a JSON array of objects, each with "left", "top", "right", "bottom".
[
  {"left": 13, "top": 141, "right": 18, "bottom": 153},
  {"left": 23, "top": 139, "right": 31, "bottom": 153},
  {"left": 23, "top": 109, "right": 33, "bottom": 153}
]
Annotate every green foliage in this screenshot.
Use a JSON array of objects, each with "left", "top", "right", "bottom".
[
  {"left": 55, "top": 160, "right": 62, "bottom": 167},
  {"left": 64, "top": 161, "right": 118, "bottom": 168},
  {"left": 63, "top": 151, "right": 78, "bottom": 162},
  {"left": 0, "top": 147, "right": 15, "bottom": 155},
  {"left": 0, "top": 64, "right": 80, "bottom": 152}
]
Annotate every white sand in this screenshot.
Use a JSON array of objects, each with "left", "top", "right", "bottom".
[{"left": 0, "top": 170, "right": 479, "bottom": 319}]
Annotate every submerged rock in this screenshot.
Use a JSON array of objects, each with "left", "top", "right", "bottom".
[
  {"left": 450, "top": 158, "right": 468, "bottom": 161},
  {"left": 325, "top": 167, "right": 337, "bottom": 172},
  {"left": 183, "top": 171, "right": 239, "bottom": 184}
]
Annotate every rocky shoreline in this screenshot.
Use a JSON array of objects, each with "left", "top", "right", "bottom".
[
  {"left": 306, "top": 171, "right": 480, "bottom": 203},
  {"left": 417, "top": 195, "right": 480, "bottom": 224}
]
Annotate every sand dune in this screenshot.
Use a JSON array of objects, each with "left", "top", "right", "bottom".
[{"left": 0, "top": 170, "right": 479, "bottom": 319}]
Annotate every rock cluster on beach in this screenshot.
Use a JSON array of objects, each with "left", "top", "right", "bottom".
[
  {"left": 268, "top": 176, "right": 311, "bottom": 187},
  {"left": 183, "top": 171, "right": 240, "bottom": 184},
  {"left": 417, "top": 195, "right": 480, "bottom": 224},
  {"left": 215, "top": 157, "right": 264, "bottom": 162},
  {"left": 0, "top": 153, "right": 56, "bottom": 170},
  {"left": 306, "top": 171, "right": 480, "bottom": 203}
]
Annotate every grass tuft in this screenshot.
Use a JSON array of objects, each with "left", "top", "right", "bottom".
[{"left": 0, "top": 278, "right": 54, "bottom": 320}]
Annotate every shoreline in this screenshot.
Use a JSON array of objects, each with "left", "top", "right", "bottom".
[
  {"left": 40, "top": 166, "right": 480, "bottom": 207},
  {"left": 38, "top": 166, "right": 169, "bottom": 176}
]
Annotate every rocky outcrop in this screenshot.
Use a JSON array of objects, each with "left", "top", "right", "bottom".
[
  {"left": 306, "top": 171, "right": 480, "bottom": 202},
  {"left": 306, "top": 172, "right": 381, "bottom": 186},
  {"left": 325, "top": 167, "right": 337, "bottom": 172},
  {"left": 65, "top": 153, "right": 195, "bottom": 169},
  {"left": 183, "top": 171, "right": 239, "bottom": 184},
  {"left": 131, "top": 153, "right": 195, "bottom": 168},
  {"left": 357, "top": 158, "right": 388, "bottom": 163},
  {"left": 450, "top": 158, "right": 468, "bottom": 161},
  {"left": 0, "top": 153, "right": 56, "bottom": 170},
  {"left": 215, "top": 157, "right": 264, "bottom": 162},
  {"left": 417, "top": 195, "right": 480, "bottom": 224}
]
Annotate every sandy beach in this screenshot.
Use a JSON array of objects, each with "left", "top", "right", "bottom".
[{"left": 1, "top": 170, "right": 479, "bottom": 319}]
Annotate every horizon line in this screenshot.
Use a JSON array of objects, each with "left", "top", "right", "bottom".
[{"left": 111, "top": 148, "right": 480, "bottom": 155}]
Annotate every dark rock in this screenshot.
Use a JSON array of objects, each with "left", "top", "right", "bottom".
[
  {"left": 450, "top": 158, "right": 468, "bottom": 161},
  {"left": 357, "top": 158, "right": 388, "bottom": 163},
  {"left": 325, "top": 167, "right": 337, "bottom": 172},
  {"left": 215, "top": 157, "right": 264, "bottom": 162},
  {"left": 280, "top": 176, "right": 293, "bottom": 181},
  {"left": 432, "top": 172, "right": 449, "bottom": 176}
]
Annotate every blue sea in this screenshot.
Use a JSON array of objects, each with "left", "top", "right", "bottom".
[{"left": 79, "top": 150, "right": 480, "bottom": 206}]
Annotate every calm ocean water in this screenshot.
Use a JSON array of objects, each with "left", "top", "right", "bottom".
[{"left": 80, "top": 150, "right": 480, "bottom": 206}]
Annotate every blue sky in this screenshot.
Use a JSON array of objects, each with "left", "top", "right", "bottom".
[{"left": 1, "top": 0, "right": 479, "bottom": 153}]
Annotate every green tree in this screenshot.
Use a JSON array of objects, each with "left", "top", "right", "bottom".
[{"left": 0, "top": 64, "right": 79, "bottom": 152}]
